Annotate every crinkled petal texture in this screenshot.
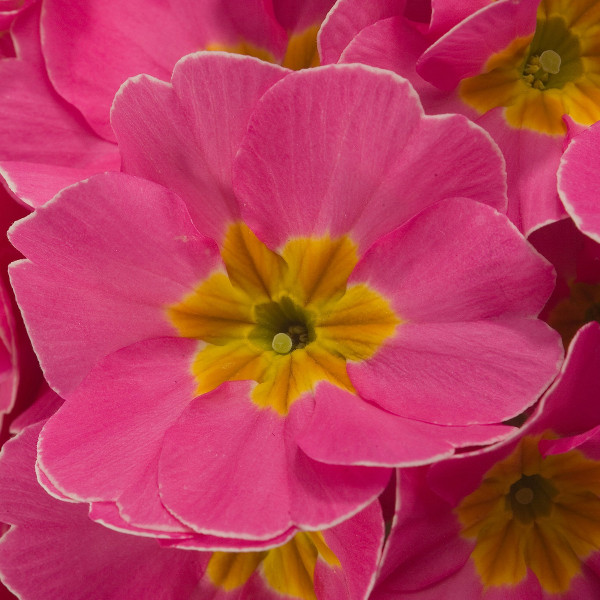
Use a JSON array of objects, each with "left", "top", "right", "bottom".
[
  {"left": 558, "top": 121, "right": 600, "bottom": 242},
  {"left": 10, "top": 59, "right": 561, "bottom": 540},
  {"left": 370, "top": 323, "right": 600, "bottom": 600}
]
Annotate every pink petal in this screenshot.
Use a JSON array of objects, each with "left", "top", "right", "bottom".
[
  {"left": 350, "top": 318, "right": 561, "bottom": 426},
  {"left": 299, "top": 384, "right": 513, "bottom": 467},
  {"left": 37, "top": 338, "right": 199, "bottom": 533},
  {"left": 429, "top": 0, "right": 493, "bottom": 37},
  {"left": 273, "top": 0, "right": 335, "bottom": 33},
  {"left": 558, "top": 121, "right": 600, "bottom": 242},
  {"left": 234, "top": 64, "right": 506, "bottom": 254},
  {"left": 319, "top": 0, "right": 404, "bottom": 64},
  {"left": 112, "top": 52, "right": 288, "bottom": 242},
  {"left": 159, "top": 383, "right": 389, "bottom": 539},
  {"left": 9, "top": 383, "right": 63, "bottom": 434},
  {"left": 9, "top": 173, "right": 220, "bottom": 395},
  {"left": 350, "top": 198, "right": 555, "bottom": 322},
  {"left": 417, "top": 0, "right": 538, "bottom": 91},
  {"left": 317, "top": 500, "right": 384, "bottom": 600},
  {"left": 0, "top": 424, "right": 207, "bottom": 600}
]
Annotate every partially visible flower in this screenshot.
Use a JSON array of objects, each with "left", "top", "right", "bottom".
[
  {"left": 371, "top": 322, "right": 600, "bottom": 599},
  {"left": 0, "top": 0, "right": 339, "bottom": 207},
  {"left": 558, "top": 119, "right": 600, "bottom": 242},
  {"left": 0, "top": 422, "right": 384, "bottom": 600},
  {"left": 328, "top": 0, "right": 600, "bottom": 235},
  {"left": 530, "top": 218, "right": 600, "bottom": 348},
  {"left": 9, "top": 57, "right": 561, "bottom": 541}
]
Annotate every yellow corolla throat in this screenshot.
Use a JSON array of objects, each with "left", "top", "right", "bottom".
[
  {"left": 167, "top": 223, "right": 400, "bottom": 415},
  {"left": 547, "top": 280, "right": 600, "bottom": 347},
  {"left": 206, "top": 23, "right": 321, "bottom": 70},
  {"left": 457, "top": 434, "right": 600, "bottom": 593},
  {"left": 459, "top": 0, "right": 600, "bottom": 135},
  {"left": 207, "top": 531, "right": 341, "bottom": 599}
]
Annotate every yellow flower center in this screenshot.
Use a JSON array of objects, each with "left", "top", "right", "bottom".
[
  {"left": 207, "top": 531, "right": 340, "bottom": 600},
  {"left": 168, "top": 223, "right": 399, "bottom": 415},
  {"left": 457, "top": 434, "right": 600, "bottom": 593},
  {"left": 459, "top": 0, "right": 600, "bottom": 134},
  {"left": 206, "top": 24, "right": 321, "bottom": 70},
  {"left": 547, "top": 280, "right": 600, "bottom": 347}
]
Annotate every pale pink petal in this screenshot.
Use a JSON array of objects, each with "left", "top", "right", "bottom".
[
  {"left": 417, "top": 0, "right": 538, "bottom": 90},
  {"left": 0, "top": 424, "right": 207, "bottom": 600},
  {"left": 234, "top": 64, "right": 506, "bottom": 254},
  {"left": 350, "top": 199, "right": 555, "bottom": 322},
  {"left": 319, "top": 0, "right": 404, "bottom": 64},
  {"left": 112, "top": 53, "right": 288, "bottom": 242},
  {"left": 349, "top": 319, "right": 562, "bottom": 426},
  {"left": 159, "top": 384, "right": 389, "bottom": 539},
  {"left": 9, "top": 173, "right": 220, "bottom": 395},
  {"left": 299, "top": 384, "right": 513, "bottom": 467},
  {"left": 558, "top": 121, "right": 600, "bottom": 242},
  {"left": 37, "top": 338, "right": 199, "bottom": 533}
]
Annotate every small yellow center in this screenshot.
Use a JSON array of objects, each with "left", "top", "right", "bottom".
[
  {"left": 168, "top": 223, "right": 399, "bottom": 415},
  {"left": 459, "top": 0, "right": 600, "bottom": 134},
  {"left": 205, "top": 24, "right": 321, "bottom": 70},
  {"left": 207, "top": 531, "right": 340, "bottom": 600},
  {"left": 457, "top": 434, "right": 600, "bottom": 593},
  {"left": 547, "top": 280, "right": 600, "bottom": 347}
]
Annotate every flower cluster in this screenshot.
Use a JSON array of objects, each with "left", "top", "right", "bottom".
[{"left": 0, "top": 0, "right": 600, "bottom": 598}]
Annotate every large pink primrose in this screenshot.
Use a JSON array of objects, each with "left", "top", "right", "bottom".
[
  {"left": 0, "top": 422, "right": 384, "bottom": 600},
  {"left": 9, "top": 57, "right": 562, "bottom": 540},
  {"left": 0, "top": 0, "right": 338, "bottom": 207},
  {"left": 329, "top": 0, "right": 600, "bottom": 235},
  {"left": 371, "top": 322, "right": 600, "bottom": 600}
]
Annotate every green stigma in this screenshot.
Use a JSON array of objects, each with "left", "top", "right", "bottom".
[{"left": 272, "top": 332, "right": 293, "bottom": 354}]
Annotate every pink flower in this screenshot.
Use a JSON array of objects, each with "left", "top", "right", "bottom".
[
  {"left": 0, "top": 0, "right": 336, "bottom": 207},
  {"left": 9, "top": 56, "right": 561, "bottom": 540},
  {"left": 530, "top": 218, "right": 600, "bottom": 348},
  {"left": 327, "top": 0, "right": 600, "bottom": 235},
  {"left": 558, "top": 120, "right": 600, "bottom": 243},
  {"left": 0, "top": 421, "right": 384, "bottom": 599},
  {"left": 371, "top": 322, "right": 600, "bottom": 599}
]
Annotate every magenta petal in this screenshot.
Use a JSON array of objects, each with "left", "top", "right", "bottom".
[
  {"left": 417, "top": 0, "right": 539, "bottom": 90},
  {"left": 372, "top": 468, "right": 472, "bottom": 596},
  {"left": 350, "top": 319, "right": 561, "bottom": 426},
  {"left": 0, "top": 424, "right": 207, "bottom": 600},
  {"left": 299, "top": 384, "right": 513, "bottom": 467},
  {"left": 159, "top": 384, "right": 389, "bottom": 539},
  {"left": 319, "top": 0, "right": 404, "bottom": 64},
  {"left": 273, "top": 0, "right": 335, "bottom": 33},
  {"left": 317, "top": 500, "right": 384, "bottom": 600},
  {"left": 558, "top": 121, "right": 600, "bottom": 242},
  {"left": 235, "top": 64, "right": 506, "bottom": 253},
  {"left": 9, "top": 173, "right": 220, "bottom": 395},
  {"left": 112, "top": 52, "right": 288, "bottom": 242},
  {"left": 37, "top": 337, "right": 199, "bottom": 533}
]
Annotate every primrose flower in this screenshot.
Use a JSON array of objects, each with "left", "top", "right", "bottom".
[
  {"left": 530, "top": 218, "right": 600, "bottom": 348},
  {"left": 558, "top": 120, "right": 600, "bottom": 243},
  {"left": 0, "top": 0, "right": 338, "bottom": 207},
  {"left": 9, "top": 57, "right": 562, "bottom": 540},
  {"left": 332, "top": 0, "right": 600, "bottom": 235},
  {"left": 371, "top": 322, "right": 600, "bottom": 600},
  {"left": 0, "top": 422, "right": 384, "bottom": 600}
]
